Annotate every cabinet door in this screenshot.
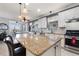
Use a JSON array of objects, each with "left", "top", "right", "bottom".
[
  {"left": 58, "top": 7, "right": 79, "bottom": 27},
  {"left": 58, "top": 14, "right": 66, "bottom": 27},
  {"left": 64, "top": 7, "right": 79, "bottom": 19},
  {"left": 48, "top": 15, "right": 58, "bottom": 23},
  {"left": 34, "top": 17, "right": 47, "bottom": 28},
  {"left": 38, "top": 17, "right": 47, "bottom": 28},
  {"left": 72, "top": 7, "right": 79, "bottom": 18},
  {"left": 59, "top": 9, "right": 73, "bottom": 20}
]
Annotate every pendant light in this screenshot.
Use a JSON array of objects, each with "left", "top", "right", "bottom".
[
  {"left": 18, "top": 3, "right": 29, "bottom": 22},
  {"left": 18, "top": 3, "right": 22, "bottom": 20},
  {"left": 22, "top": 3, "right": 27, "bottom": 14}
]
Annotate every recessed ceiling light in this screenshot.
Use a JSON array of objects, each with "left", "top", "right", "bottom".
[
  {"left": 37, "top": 9, "right": 41, "bottom": 12},
  {"left": 26, "top": 3, "right": 29, "bottom": 5}
]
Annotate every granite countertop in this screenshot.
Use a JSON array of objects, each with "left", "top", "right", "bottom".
[{"left": 16, "top": 34, "right": 62, "bottom": 56}]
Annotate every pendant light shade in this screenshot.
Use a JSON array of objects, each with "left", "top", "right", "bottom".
[{"left": 22, "top": 3, "right": 28, "bottom": 14}]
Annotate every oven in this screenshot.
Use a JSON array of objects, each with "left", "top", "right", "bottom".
[{"left": 65, "top": 30, "right": 79, "bottom": 51}]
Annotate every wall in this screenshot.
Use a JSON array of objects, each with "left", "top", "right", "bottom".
[{"left": 0, "top": 17, "right": 9, "bottom": 24}]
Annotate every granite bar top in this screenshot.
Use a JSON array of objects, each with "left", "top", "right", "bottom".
[{"left": 16, "top": 34, "right": 62, "bottom": 56}]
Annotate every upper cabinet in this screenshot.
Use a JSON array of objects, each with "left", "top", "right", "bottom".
[
  {"left": 32, "top": 17, "right": 47, "bottom": 32},
  {"left": 59, "top": 7, "right": 79, "bottom": 21},
  {"left": 58, "top": 7, "right": 79, "bottom": 27},
  {"left": 39, "top": 17, "right": 47, "bottom": 28},
  {"left": 47, "top": 15, "right": 58, "bottom": 33},
  {"left": 34, "top": 17, "right": 47, "bottom": 28},
  {"left": 66, "top": 22, "right": 79, "bottom": 30},
  {"left": 48, "top": 15, "right": 58, "bottom": 23}
]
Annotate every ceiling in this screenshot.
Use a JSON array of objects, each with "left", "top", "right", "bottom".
[{"left": 0, "top": 3, "right": 73, "bottom": 21}]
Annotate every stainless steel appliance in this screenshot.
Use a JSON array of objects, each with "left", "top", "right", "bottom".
[{"left": 65, "top": 30, "right": 79, "bottom": 51}]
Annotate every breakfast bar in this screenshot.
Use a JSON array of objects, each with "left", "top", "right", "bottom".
[{"left": 16, "top": 33, "right": 62, "bottom": 56}]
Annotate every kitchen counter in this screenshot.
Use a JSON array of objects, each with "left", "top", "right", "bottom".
[{"left": 16, "top": 34, "right": 62, "bottom": 56}]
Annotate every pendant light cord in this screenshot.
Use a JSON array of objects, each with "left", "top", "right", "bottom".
[
  {"left": 24, "top": 3, "right": 26, "bottom": 8},
  {"left": 19, "top": 3, "right": 22, "bottom": 16}
]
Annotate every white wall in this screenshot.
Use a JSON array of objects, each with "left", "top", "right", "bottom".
[{"left": 0, "top": 17, "right": 9, "bottom": 24}]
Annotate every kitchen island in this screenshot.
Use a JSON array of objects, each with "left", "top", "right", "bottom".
[{"left": 16, "top": 34, "right": 62, "bottom": 56}]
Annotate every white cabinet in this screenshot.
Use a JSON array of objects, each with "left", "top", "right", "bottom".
[
  {"left": 66, "top": 22, "right": 79, "bottom": 30},
  {"left": 58, "top": 14, "right": 66, "bottom": 27},
  {"left": 38, "top": 17, "right": 47, "bottom": 28},
  {"left": 34, "top": 17, "right": 47, "bottom": 28},
  {"left": 58, "top": 7, "right": 79, "bottom": 27},
  {"left": 59, "top": 7, "right": 79, "bottom": 21},
  {"left": 71, "top": 7, "right": 79, "bottom": 18},
  {"left": 48, "top": 15, "right": 58, "bottom": 23},
  {"left": 48, "top": 15, "right": 58, "bottom": 33}
]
